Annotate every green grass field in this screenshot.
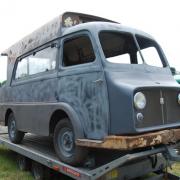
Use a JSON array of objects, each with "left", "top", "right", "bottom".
[
  {"left": 0, "top": 145, "right": 179, "bottom": 179},
  {"left": 0, "top": 146, "right": 33, "bottom": 180}
]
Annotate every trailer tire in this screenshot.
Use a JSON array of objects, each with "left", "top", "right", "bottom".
[
  {"left": 8, "top": 113, "right": 24, "bottom": 144},
  {"left": 31, "top": 162, "right": 45, "bottom": 180},
  {"left": 53, "top": 118, "right": 88, "bottom": 166},
  {"left": 17, "top": 154, "right": 31, "bottom": 171}
]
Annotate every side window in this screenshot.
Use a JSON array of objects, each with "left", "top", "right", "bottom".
[
  {"left": 63, "top": 35, "right": 95, "bottom": 67},
  {"left": 16, "top": 58, "right": 28, "bottom": 79},
  {"left": 15, "top": 46, "right": 57, "bottom": 79}
]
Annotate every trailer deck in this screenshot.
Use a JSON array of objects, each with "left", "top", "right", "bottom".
[{"left": 0, "top": 127, "right": 180, "bottom": 180}]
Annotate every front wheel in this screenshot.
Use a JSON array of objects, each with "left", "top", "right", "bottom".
[
  {"left": 53, "top": 118, "right": 88, "bottom": 166},
  {"left": 8, "top": 113, "right": 25, "bottom": 144}
]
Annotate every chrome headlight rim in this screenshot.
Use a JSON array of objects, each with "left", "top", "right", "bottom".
[
  {"left": 134, "top": 92, "right": 146, "bottom": 110},
  {"left": 177, "top": 93, "right": 180, "bottom": 104}
]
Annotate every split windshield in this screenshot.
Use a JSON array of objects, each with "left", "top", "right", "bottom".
[{"left": 99, "top": 31, "right": 165, "bottom": 67}]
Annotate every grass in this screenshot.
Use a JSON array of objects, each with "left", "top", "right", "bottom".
[
  {"left": 0, "top": 145, "right": 33, "bottom": 180},
  {"left": 0, "top": 145, "right": 179, "bottom": 179},
  {"left": 169, "top": 162, "right": 180, "bottom": 176}
]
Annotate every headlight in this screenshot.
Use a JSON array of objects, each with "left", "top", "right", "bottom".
[
  {"left": 134, "top": 92, "right": 146, "bottom": 110},
  {"left": 178, "top": 93, "right": 180, "bottom": 104}
]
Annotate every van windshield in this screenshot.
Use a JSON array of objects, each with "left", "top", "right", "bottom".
[{"left": 99, "top": 31, "right": 165, "bottom": 67}]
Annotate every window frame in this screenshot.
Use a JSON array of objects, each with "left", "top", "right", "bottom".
[
  {"left": 135, "top": 34, "right": 167, "bottom": 68},
  {"left": 59, "top": 31, "right": 97, "bottom": 70},
  {"left": 98, "top": 30, "right": 137, "bottom": 65},
  {"left": 98, "top": 30, "right": 168, "bottom": 68},
  {"left": 12, "top": 41, "right": 59, "bottom": 85}
]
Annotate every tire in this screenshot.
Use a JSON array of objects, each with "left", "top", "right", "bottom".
[
  {"left": 8, "top": 113, "right": 25, "bottom": 143},
  {"left": 31, "top": 162, "right": 45, "bottom": 180},
  {"left": 17, "top": 154, "right": 31, "bottom": 171},
  {"left": 53, "top": 118, "right": 88, "bottom": 166}
]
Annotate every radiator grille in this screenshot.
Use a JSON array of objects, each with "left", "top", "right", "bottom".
[{"left": 135, "top": 88, "right": 180, "bottom": 129}]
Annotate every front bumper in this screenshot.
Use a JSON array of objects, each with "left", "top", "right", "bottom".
[{"left": 76, "top": 128, "right": 180, "bottom": 150}]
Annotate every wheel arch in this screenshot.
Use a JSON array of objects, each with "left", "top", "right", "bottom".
[
  {"left": 49, "top": 103, "right": 84, "bottom": 139},
  {"left": 5, "top": 108, "right": 13, "bottom": 126}
]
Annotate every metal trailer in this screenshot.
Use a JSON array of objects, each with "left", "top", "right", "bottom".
[{"left": 0, "top": 127, "right": 180, "bottom": 180}]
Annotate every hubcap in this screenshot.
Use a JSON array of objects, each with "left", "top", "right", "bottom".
[
  {"left": 10, "top": 120, "right": 16, "bottom": 138},
  {"left": 58, "top": 129, "right": 74, "bottom": 157}
]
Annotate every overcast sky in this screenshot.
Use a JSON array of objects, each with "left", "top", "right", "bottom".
[{"left": 0, "top": 0, "right": 180, "bottom": 81}]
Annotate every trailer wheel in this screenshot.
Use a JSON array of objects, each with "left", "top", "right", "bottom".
[
  {"left": 31, "top": 162, "right": 45, "bottom": 180},
  {"left": 54, "top": 118, "right": 87, "bottom": 166},
  {"left": 8, "top": 113, "right": 24, "bottom": 143},
  {"left": 17, "top": 154, "right": 31, "bottom": 171}
]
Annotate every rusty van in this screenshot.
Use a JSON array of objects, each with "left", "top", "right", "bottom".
[{"left": 0, "top": 12, "right": 180, "bottom": 166}]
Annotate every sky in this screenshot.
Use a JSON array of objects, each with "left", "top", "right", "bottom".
[{"left": 0, "top": 0, "right": 180, "bottom": 82}]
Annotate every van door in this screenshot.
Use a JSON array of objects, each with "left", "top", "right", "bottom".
[{"left": 58, "top": 32, "right": 109, "bottom": 139}]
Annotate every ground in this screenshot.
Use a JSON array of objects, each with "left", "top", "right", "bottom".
[
  {"left": 0, "top": 145, "right": 179, "bottom": 179},
  {"left": 0, "top": 146, "right": 33, "bottom": 180},
  {"left": 169, "top": 163, "right": 180, "bottom": 176}
]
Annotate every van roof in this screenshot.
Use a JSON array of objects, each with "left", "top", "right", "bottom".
[
  {"left": 3, "top": 12, "right": 153, "bottom": 63},
  {"left": 3, "top": 12, "right": 117, "bottom": 59}
]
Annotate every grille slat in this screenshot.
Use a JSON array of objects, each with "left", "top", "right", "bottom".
[{"left": 164, "top": 90, "right": 180, "bottom": 124}]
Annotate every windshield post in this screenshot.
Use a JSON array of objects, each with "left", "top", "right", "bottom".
[{"left": 133, "top": 34, "right": 145, "bottom": 64}]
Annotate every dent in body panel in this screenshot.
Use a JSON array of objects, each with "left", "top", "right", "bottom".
[{"left": 58, "top": 71, "right": 109, "bottom": 139}]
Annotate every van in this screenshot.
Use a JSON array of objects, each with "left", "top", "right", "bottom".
[{"left": 0, "top": 12, "right": 180, "bottom": 165}]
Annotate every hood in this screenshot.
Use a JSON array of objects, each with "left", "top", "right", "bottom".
[{"left": 105, "top": 64, "right": 179, "bottom": 90}]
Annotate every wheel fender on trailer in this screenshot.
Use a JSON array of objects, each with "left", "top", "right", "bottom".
[{"left": 52, "top": 102, "right": 85, "bottom": 139}]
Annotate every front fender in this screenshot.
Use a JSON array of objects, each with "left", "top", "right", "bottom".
[{"left": 52, "top": 102, "right": 85, "bottom": 139}]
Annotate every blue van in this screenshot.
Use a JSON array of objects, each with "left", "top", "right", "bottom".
[{"left": 0, "top": 12, "right": 180, "bottom": 165}]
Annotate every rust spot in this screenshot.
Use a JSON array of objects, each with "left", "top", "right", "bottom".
[
  {"left": 150, "top": 135, "right": 162, "bottom": 145},
  {"left": 76, "top": 128, "right": 180, "bottom": 150},
  {"left": 28, "top": 38, "right": 33, "bottom": 44}
]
